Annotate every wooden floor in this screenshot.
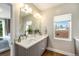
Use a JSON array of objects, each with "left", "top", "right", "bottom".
[
  {"left": 0, "top": 50, "right": 65, "bottom": 56},
  {"left": 0, "top": 50, "right": 10, "bottom": 56},
  {"left": 42, "top": 50, "right": 65, "bottom": 56}
]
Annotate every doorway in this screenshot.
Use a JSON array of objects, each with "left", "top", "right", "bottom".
[{"left": 0, "top": 3, "right": 11, "bottom": 56}]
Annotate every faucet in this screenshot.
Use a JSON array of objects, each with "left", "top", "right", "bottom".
[
  {"left": 24, "top": 31, "right": 28, "bottom": 37},
  {"left": 17, "top": 32, "right": 27, "bottom": 42},
  {"left": 18, "top": 35, "right": 23, "bottom": 42}
]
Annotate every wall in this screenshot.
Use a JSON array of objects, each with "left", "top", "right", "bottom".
[
  {"left": 5, "top": 19, "right": 10, "bottom": 35},
  {"left": 11, "top": 3, "right": 21, "bottom": 56},
  {"left": 41, "top": 4, "right": 79, "bottom": 55}
]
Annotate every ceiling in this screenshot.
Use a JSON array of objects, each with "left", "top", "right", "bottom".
[{"left": 34, "top": 3, "right": 62, "bottom": 11}]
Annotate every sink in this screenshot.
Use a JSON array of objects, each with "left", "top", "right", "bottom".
[{"left": 18, "top": 34, "right": 42, "bottom": 45}]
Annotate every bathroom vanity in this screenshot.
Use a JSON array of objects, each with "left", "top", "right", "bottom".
[{"left": 15, "top": 34, "right": 48, "bottom": 56}]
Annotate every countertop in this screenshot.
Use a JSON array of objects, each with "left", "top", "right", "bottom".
[{"left": 15, "top": 34, "right": 48, "bottom": 49}]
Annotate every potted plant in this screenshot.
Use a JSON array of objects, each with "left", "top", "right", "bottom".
[
  {"left": 34, "top": 29, "right": 40, "bottom": 34},
  {"left": 27, "top": 28, "right": 33, "bottom": 34}
]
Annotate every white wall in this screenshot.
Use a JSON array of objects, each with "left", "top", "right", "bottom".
[
  {"left": 41, "top": 4, "right": 79, "bottom": 55},
  {"left": 11, "top": 3, "right": 21, "bottom": 56},
  {"left": 0, "top": 4, "right": 11, "bottom": 19}
]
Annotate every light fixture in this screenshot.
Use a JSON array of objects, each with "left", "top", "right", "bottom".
[
  {"left": 21, "top": 4, "right": 32, "bottom": 14},
  {"left": 24, "top": 7, "right": 32, "bottom": 14},
  {"left": 28, "top": 8, "right": 32, "bottom": 13},
  {"left": 34, "top": 13, "right": 42, "bottom": 19},
  {"left": 21, "top": 8, "right": 25, "bottom": 13}
]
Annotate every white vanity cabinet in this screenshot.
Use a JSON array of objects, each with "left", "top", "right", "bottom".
[{"left": 15, "top": 35, "right": 48, "bottom": 56}]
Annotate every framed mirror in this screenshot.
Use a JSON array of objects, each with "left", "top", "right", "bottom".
[{"left": 19, "top": 4, "right": 41, "bottom": 35}]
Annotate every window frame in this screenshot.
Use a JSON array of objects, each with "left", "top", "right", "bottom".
[
  {"left": 53, "top": 14, "right": 72, "bottom": 41},
  {"left": 0, "top": 19, "right": 5, "bottom": 38}
]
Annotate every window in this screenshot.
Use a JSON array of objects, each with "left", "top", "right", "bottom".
[
  {"left": 0, "top": 19, "right": 5, "bottom": 38},
  {"left": 53, "top": 14, "right": 72, "bottom": 41},
  {"left": 0, "top": 21, "right": 3, "bottom": 37}
]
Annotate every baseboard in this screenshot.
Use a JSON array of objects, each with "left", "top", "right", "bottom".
[{"left": 47, "top": 47, "right": 75, "bottom": 56}]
